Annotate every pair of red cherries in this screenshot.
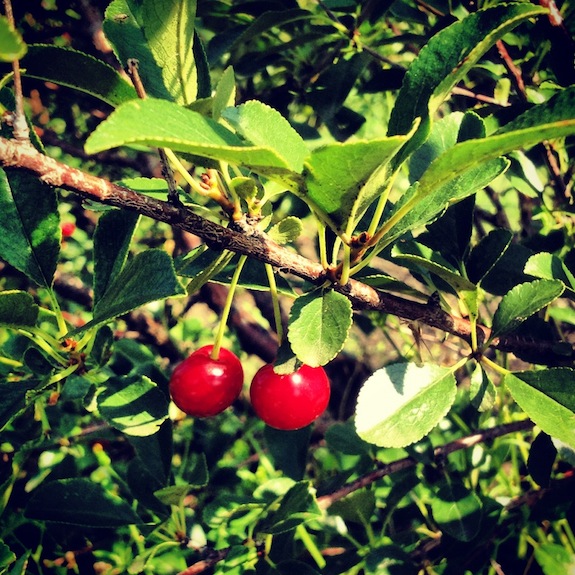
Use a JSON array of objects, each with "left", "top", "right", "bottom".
[{"left": 169, "top": 346, "right": 330, "bottom": 430}]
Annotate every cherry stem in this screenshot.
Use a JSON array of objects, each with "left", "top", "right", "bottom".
[
  {"left": 264, "top": 263, "right": 283, "bottom": 343},
  {"left": 210, "top": 254, "right": 247, "bottom": 360}
]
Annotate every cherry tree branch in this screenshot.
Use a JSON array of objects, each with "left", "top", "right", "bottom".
[{"left": 0, "top": 136, "right": 573, "bottom": 364}]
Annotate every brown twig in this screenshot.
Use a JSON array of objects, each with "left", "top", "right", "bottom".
[
  {"left": 0, "top": 136, "right": 573, "bottom": 364},
  {"left": 316, "top": 419, "right": 535, "bottom": 509}
]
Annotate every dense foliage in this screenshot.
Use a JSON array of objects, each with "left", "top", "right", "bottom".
[{"left": 1, "top": 0, "right": 575, "bottom": 573}]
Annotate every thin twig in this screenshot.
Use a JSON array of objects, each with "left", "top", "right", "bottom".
[
  {"left": 316, "top": 419, "right": 534, "bottom": 509},
  {"left": 2, "top": 0, "right": 29, "bottom": 141}
]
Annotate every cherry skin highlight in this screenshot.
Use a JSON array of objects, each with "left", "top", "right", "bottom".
[
  {"left": 169, "top": 345, "right": 244, "bottom": 417},
  {"left": 249, "top": 364, "right": 330, "bottom": 430}
]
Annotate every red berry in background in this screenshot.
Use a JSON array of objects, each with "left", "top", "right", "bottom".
[
  {"left": 249, "top": 364, "right": 330, "bottom": 430},
  {"left": 169, "top": 345, "right": 244, "bottom": 417},
  {"left": 60, "top": 221, "right": 76, "bottom": 238}
]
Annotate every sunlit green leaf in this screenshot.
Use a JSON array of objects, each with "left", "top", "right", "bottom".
[
  {"left": 288, "top": 289, "right": 353, "bottom": 367},
  {"left": 355, "top": 362, "right": 456, "bottom": 448},
  {"left": 491, "top": 279, "right": 564, "bottom": 339},
  {"left": 0, "top": 16, "right": 27, "bottom": 61}
]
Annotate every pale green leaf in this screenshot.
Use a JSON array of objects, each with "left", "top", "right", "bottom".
[
  {"left": 213, "top": 66, "right": 236, "bottom": 120},
  {"left": 268, "top": 217, "right": 303, "bottom": 245},
  {"left": 288, "top": 289, "right": 353, "bottom": 367},
  {"left": 525, "top": 253, "right": 575, "bottom": 292},
  {"left": 142, "top": 0, "right": 197, "bottom": 105},
  {"left": 303, "top": 136, "right": 407, "bottom": 232},
  {"left": 222, "top": 100, "right": 309, "bottom": 173},
  {"left": 504, "top": 369, "right": 575, "bottom": 448},
  {"left": 355, "top": 362, "right": 457, "bottom": 448},
  {"left": 491, "top": 279, "right": 564, "bottom": 338},
  {"left": 0, "top": 16, "right": 27, "bottom": 61},
  {"left": 535, "top": 544, "right": 575, "bottom": 575},
  {"left": 85, "top": 98, "right": 298, "bottom": 178}
]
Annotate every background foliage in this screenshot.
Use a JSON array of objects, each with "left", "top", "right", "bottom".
[{"left": 1, "top": 0, "right": 575, "bottom": 574}]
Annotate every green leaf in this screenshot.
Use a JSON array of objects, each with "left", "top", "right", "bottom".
[
  {"left": 25, "top": 478, "right": 145, "bottom": 526},
  {"left": 466, "top": 229, "right": 513, "bottom": 285},
  {"left": 0, "top": 541, "right": 16, "bottom": 571},
  {"left": 85, "top": 98, "right": 299, "bottom": 179},
  {"left": 74, "top": 249, "right": 186, "bottom": 334},
  {"left": 97, "top": 375, "right": 169, "bottom": 436},
  {"left": 415, "top": 87, "right": 575, "bottom": 205},
  {"left": 20, "top": 45, "right": 136, "bottom": 107},
  {"left": 388, "top": 3, "right": 547, "bottom": 146},
  {"left": 364, "top": 545, "right": 414, "bottom": 575},
  {"left": 259, "top": 481, "right": 322, "bottom": 534},
  {"left": 222, "top": 100, "right": 309, "bottom": 173},
  {"left": 504, "top": 369, "right": 575, "bottom": 448},
  {"left": 355, "top": 362, "right": 457, "bottom": 448},
  {"left": 0, "top": 291, "right": 39, "bottom": 328},
  {"left": 535, "top": 544, "right": 575, "bottom": 575},
  {"left": 103, "top": 0, "right": 173, "bottom": 101},
  {"left": 93, "top": 210, "right": 140, "bottom": 305},
  {"left": 491, "top": 279, "right": 564, "bottom": 339},
  {"left": 0, "top": 170, "right": 60, "bottom": 288},
  {"left": 0, "top": 379, "right": 44, "bottom": 431},
  {"left": 527, "top": 432, "right": 556, "bottom": 488},
  {"left": 525, "top": 252, "right": 575, "bottom": 293},
  {"left": 303, "top": 136, "right": 407, "bottom": 232},
  {"left": 265, "top": 426, "right": 312, "bottom": 481},
  {"left": 288, "top": 289, "right": 353, "bottom": 367},
  {"left": 0, "top": 16, "right": 27, "bottom": 61},
  {"left": 329, "top": 490, "right": 376, "bottom": 525},
  {"left": 391, "top": 240, "right": 476, "bottom": 292},
  {"left": 469, "top": 363, "right": 496, "bottom": 412},
  {"left": 383, "top": 158, "right": 509, "bottom": 247},
  {"left": 212, "top": 66, "right": 236, "bottom": 120},
  {"left": 325, "top": 420, "right": 371, "bottom": 456},
  {"left": 142, "top": 0, "right": 198, "bottom": 105},
  {"left": 268, "top": 217, "right": 303, "bottom": 245},
  {"left": 431, "top": 478, "right": 483, "bottom": 542}
]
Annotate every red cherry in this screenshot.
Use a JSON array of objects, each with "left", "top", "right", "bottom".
[
  {"left": 169, "top": 345, "right": 244, "bottom": 417},
  {"left": 249, "top": 364, "right": 330, "bottom": 430},
  {"left": 61, "top": 221, "right": 76, "bottom": 238}
]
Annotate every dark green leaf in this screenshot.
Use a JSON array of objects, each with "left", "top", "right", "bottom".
[
  {"left": 265, "top": 426, "right": 312, "bottom": 481},
  {"left": 329, "top": 490, "right": 375, "bottom": 525},
  {"left": 431, "top": 478, "right": 483, "bottom": 542},
  {"left": 325, "top": 421, "right": 371, "bottom": 456},
  {"left": 0, "top": 169, "right": 59, "bottom": 288},
  {"left": 355, "top": 362, "right": 457, "bottom": 448},
  {"left": 288, "top": 289, "right": 353, "bottom": 366},
  {"left": 0, "top": 291, "right": 39, "bottom": 328},
  {"left": 364, "top": 544, "right": 414, "bottom": 575},
  {"left": 93, "top": 209, "right": 140, "bottom": 305},
  {"left": 466, "top": 229, "right": 513, "bottom": 285},
  {"left": 491, "top": 279, "right": 564, "bottom": 339},
  {"left": 388, "top": 3, "right": 546, "bottom": 148},
  {"left": 25, "top": 478, "right": 145, "bottom": 526},
  {"left": 74, "top": 249, "right": 185, "bottom": 334},
  {"left": 528, "top": 432, "right": 557, "bottom": 488},
  {"left": 97, "top": 375, "right": 169, "bottom": 436},
  {"left": 259, "top": 482, "right": 321, "bottom": 534},
  {"left": 0, "top": 540, "right": 16, "bottom": 571},
  {"left": 469, "top": 362, "right": 496, "bottom": 412},
  {"left": 504, "top": 369, "right": 575, "bottom": 448},
  {"left": 21, "top": 45, "right": 136, "bottom": 107}
]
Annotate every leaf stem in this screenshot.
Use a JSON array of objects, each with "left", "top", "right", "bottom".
[
  {"left": 210, "top": 254, "right": 247, "bottom": 360},
  {"left": 481, "top": 354, "right": 511, "bottom": 376},
  {"left": 264, "top": 263, "right": 283, "bottom": 343},
  {"left": 296, "top": 524, "right": 326, "bottom": 569}
]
